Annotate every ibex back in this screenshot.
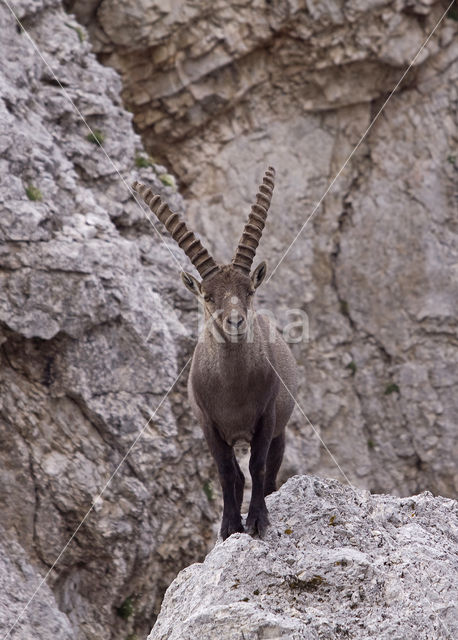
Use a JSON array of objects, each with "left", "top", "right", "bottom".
[{"left": 133, "top": 167, "right": 298, "bottom": 540}]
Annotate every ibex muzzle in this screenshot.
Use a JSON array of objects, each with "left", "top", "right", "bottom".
[{"left": 133, "top": 167, "right": 298, "bottom": 540}]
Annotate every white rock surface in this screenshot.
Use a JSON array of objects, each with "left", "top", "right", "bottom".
[{"left": 149, "top": 475, "right": 458, "bottom": 640}]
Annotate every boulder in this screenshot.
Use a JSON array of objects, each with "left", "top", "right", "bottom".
[{"left": 149, "top": 475, "right": 458, "bottom": 640}]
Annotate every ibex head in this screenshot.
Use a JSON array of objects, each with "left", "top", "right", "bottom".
[{"left": 132, "top": 167, "right": 275, "bottom": 339}]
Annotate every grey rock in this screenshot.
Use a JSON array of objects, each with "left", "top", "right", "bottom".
[
  {"left": 149, "top": 475, "right": 458, "bottom": 640},
  {"left": 0, "top": 525, "right": 73, "bottom": 640},
  {"left": 0, "top": 1, "right": 220, "bottom": 639}
]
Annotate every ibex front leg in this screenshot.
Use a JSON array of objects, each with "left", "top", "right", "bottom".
[
  {"left": 205, "top": 424, "right": 244, "bottom": 540},
  {"left": 246, "top": 402, "right": 276, "bottom": 537}
]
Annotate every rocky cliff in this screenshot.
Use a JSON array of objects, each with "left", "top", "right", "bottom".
[
  {"left": 0, "top": 1, "right": 220, "bottom": 638},
  {"left": 149, "top": 475, "right": 458, "bottom": 640},
  {"left": 67, "top": 0, "right": 458, "bottom": 497}
]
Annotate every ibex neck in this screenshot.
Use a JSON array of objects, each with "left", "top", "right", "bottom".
[{"left": 200, "top": 321, "right": 265, "bottom": 382}]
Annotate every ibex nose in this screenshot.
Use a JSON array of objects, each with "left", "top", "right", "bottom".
[{"left": 227, "top": 315, "right": 244, "bottom": 329}]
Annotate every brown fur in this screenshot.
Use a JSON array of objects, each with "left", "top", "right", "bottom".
[{"left": 184, "top": 264, "right": 298, "bottom": 539}]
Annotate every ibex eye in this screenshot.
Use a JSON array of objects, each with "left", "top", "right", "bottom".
[{"left": 204, "top": 295, "right": 214, "bottom": 303}]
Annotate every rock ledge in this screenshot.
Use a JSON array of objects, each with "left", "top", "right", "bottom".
[{"left": 149, "top": 475, "right": 457, "bottom": 640}]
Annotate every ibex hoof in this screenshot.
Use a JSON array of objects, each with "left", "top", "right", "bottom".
[
  {"left": 220, "top": 519, "right": 244, "bottom": 541},
  {"left": 245, "top": 509, "right": 270, "bottom": 538}
]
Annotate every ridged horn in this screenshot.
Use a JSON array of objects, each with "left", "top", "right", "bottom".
[
  {"left": 132, "top": 181, "right": 219, "bottom": 280},
  {"left": 232, "top": 166, "right": 275, "bottom": 274}
]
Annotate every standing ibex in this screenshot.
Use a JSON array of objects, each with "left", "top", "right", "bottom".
[{"left": 133, "top": 167, "right": 297, "bottom": 539}]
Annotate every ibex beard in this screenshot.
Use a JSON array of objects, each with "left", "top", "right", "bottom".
[{"left": 133, "top": 167, "right": 298, "bottom": 540}]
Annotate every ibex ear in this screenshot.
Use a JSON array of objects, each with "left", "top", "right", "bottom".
[
  {"left": 181, "top": 271, "right": 202, "bottom": 297},
  {"left": 251, "top": 261, "right": 267, "bottom": 290}
]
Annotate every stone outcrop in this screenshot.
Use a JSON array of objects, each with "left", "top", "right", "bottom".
[
  {"left": 0, "top": 2, "right": 220, "bottom": 638},
  {"left": 149, "top": 475, "right": 458, "bottom": 640},
  {"left": 66, "top": 0, "right": 458, "bottom": 497}
]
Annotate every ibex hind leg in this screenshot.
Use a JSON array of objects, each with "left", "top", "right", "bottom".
[{"left": 264, "top": 431, "right": 285, "bottom": 497}]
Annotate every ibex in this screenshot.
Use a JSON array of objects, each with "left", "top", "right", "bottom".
[{"left": 133, "top": 167, "right": 297, "bottom": 539}]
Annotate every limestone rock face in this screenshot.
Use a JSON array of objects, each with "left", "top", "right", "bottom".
[
  {"left": 149, "top": 475, "right": 458, "bottom": 640},
  {"left": 0, "top": 525, "right": 73, "bottom": 640},
  {"left": 66, "top": 0, "right": 457, "bottom": 496},
  {"left": 0, "top": 2, "right": 219, "bottom": 638}
]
